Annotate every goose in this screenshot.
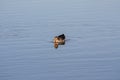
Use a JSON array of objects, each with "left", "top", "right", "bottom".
[{"left": 53, "top": 34, "right": 65, "bottom": 43}]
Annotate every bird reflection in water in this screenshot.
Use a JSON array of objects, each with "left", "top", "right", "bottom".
[
  {"left": 54, "top": 41, "right": 65, "bottom": 48},
  {"left": 53, "top": 34, "right": 66, "bottom": 48}
]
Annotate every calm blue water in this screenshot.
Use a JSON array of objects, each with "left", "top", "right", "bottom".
[{"left": 0, "top": 0, "right": 120, "bottom": 80}]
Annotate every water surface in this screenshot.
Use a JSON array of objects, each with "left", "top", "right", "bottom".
[{"left": 0, "top": 0, "right": 120, "bottom": 80}]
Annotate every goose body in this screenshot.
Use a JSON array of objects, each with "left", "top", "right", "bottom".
[{"left": 53, "top": 34, "right": 65, "bottom": 43}]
